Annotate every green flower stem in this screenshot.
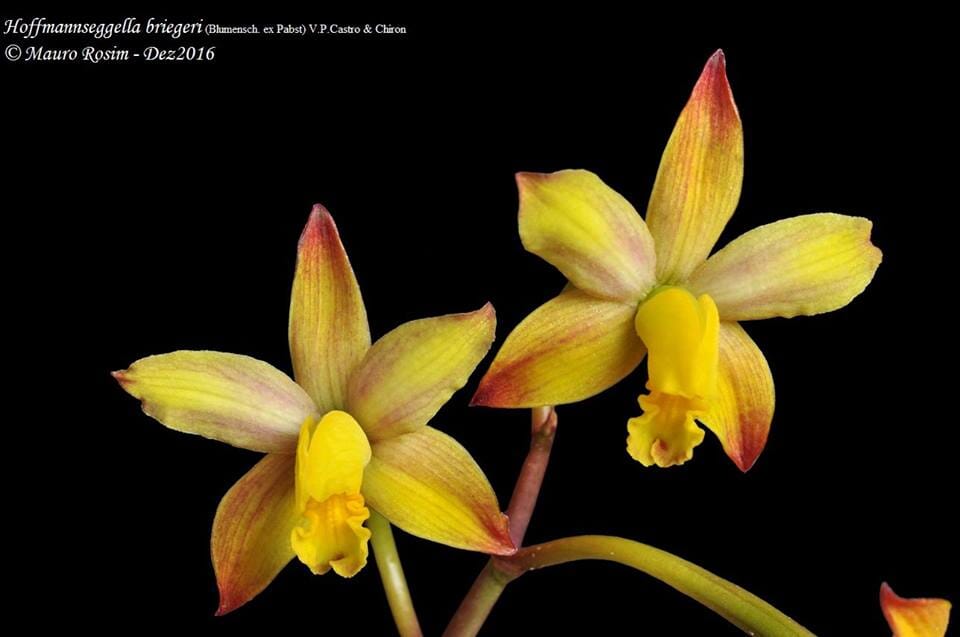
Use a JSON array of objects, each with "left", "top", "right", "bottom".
[
  {"left": 444, "top": 408, "right": 814, "bottom": 637},
  {"left": 446, "top": 535, "right": 815, "bottom": 637},
  {"left": 369, "top": 510, "right": 423, "bottom": 637},
  {"left": 504, "top": 536, "right": 815, "bottom": 636}
]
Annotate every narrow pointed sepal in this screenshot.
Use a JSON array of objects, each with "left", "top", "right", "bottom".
[
  {"left": 880, "top": 582, "right": 952, "bottom": 637},
  {"left": 646, "top": 49, "right": 744, "bottom": 283},
  {"left": 212, "top": 454, "right": 298, "bottom": 615},
  {"left": 289, "top": 204, "right": 371, "bottom": 412},
  {"left": 362, "top": 426, "right": 515, "bottom": 556}
]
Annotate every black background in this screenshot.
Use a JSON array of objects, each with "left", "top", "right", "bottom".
[{"left": 7, "top": 10, "right": 957, "bottom": 635}]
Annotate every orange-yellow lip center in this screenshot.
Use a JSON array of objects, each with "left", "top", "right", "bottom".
[
  {"left": 627, "top": 287, "right": 719, "bottom": 467},
  {"left": 291, "top": 410, "right": 372, "bottom": 577}
]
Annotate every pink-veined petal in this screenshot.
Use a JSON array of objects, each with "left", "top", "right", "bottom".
[
  {"left": 472, "top": 288, "right": 645, "bottom": 407},
  {"left": 645, "top": 50, "right": 744, "bottom": 283},
  {"left": 289, "top": 204, "right": 371, "bottom": 412},
  {"left": 688, "top": 213, "right": 882, "bottom": 320},
  {"left": 700, "top": 322, "right": 774, "bottom": 472},
  {"left": 212, "top": 454, "right": 297, "bottom": 615},
  {"left": 113, "top": 351, "right": 314, "bottom": 453},
  {"left": 518, "top": 170, "right": 657, "bottom": 301},
  {"left": 347, "top": 304, "right": 496, "bottom": 441},
  {"left": 363, "top": 426, "right": 514, "bottom": 556}
]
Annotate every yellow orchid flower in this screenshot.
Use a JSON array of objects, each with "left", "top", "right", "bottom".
[
  {"left": 114, "top": 205, "right": 513, "bottom": 614},
  {"left": 881, "top": 583, "right": 952, "bottom": 637},
  {"left": 472, "top": 50, "right": 882, "bottom": 471}
]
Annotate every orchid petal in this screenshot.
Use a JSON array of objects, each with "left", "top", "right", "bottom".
[
  {"left": 347, "top": 305, "right": 495, "bottom": 441},
  {"left": 289, "top": 204, "right": 371, "bottom": 412},
  {"left": 688, "top": 213, "right": 882, "bottom": 320},
  {"left": 699, "top": 323, "right": 774, "bottom": 472},
  {"left": 362, "top": 426, "right": 514, "bottom": 556},
  {"left": 212, "top": 454, "right": 297, "bottom": 615},
  {"left": 113, "top": 351, "right": 314, "bottom": 453},
  {"left": 518, "top": 170, "right": 657, "bottom": 301},
  {"left": 472, "top": 288, "right": 645, "bottom": 407},
  {"left": 881, "top": 582, "right": 952, "bottom": 637},
  {"left": 695, "top": 323, "right": 775, "bottom": 472},
  {"left": 645, "top": 50, "right": 743, "bottom": 283}
]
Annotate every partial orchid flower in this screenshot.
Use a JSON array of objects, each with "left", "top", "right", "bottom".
[
  {"left": 114, "top": 205, "right": 513, "bottom": 615},
  {"left": 881, "top": 582, "right": 952, "bottom": 637},
  {"left": 471, "top": 50, "right": 881, "bottom": 471}
]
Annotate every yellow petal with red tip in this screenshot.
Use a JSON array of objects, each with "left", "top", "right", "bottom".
[
  {"left": 362, "top": 426, "right": 514, "bottom": 556},
  {"left": 113, "top": 351, "right": 315, "bottom": 453},
  {"left": 688, "top": 213, "right": 882, "bottom": 320},
  {"left": 700, "top": 322, "right": 775, "bottom": 472},
  {"left": 645, "top": 50, "right": 743, "bottom": 283},
  {"left": 212, "top": 453, "right": 297, "bottom": 615},
  {"left": 518, "top": 170, "right": 657, "bottom": 301},
  {"left": 472, "top": 288, "right": 646, "bottom": 408},
  {"left": 347, "top": 305, "right": 496, "bottom": 441},
  {"left": 881, "top": 582, "right": 952, "bottom": 637},
  {"left": 289, "top": 204, "right": 371, "bottom": 413}
]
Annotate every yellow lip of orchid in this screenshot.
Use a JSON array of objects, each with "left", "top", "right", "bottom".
[
  {"left": 627, "top": 286, "right": 719, "bottom": 467},
  {"left": 113, "top": 204, "right": 514, "bottom": 614},
  {"left": 291, "top": 410, "right": 372, "bottom": 577},
  {"left": 472, "top": 49, "right": 882, "bottom": 472}
]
